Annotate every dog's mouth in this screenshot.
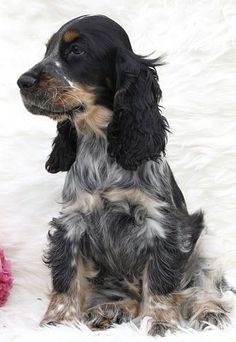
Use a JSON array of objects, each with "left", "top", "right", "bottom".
[{"left": 21, "top": 95, "right": 85, "bottom": 120}]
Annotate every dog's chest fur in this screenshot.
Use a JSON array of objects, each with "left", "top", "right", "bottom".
[
  {"left": 59, "top": 132, "right": 196, "bottom": 279},
  {"left": 60, "top": 133, "right": 169, "bottom": 273}
]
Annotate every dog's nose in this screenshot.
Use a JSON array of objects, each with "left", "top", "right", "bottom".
[{"left": 17, "top": 73, "right": 37, "bottom": 90}]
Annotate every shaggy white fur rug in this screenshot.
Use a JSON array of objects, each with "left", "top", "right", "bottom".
[{"left": 0, "top": 0, "right": 236, "bottom": 341}]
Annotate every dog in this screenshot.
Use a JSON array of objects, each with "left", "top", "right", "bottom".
[{"left": 17, "top": 15, "right": 234, "bottom": 336}]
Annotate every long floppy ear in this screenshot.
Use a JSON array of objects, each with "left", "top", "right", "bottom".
[
  {"left": 45, "top": 120, "right": 77, "bottom": 173},
  {"left": 107, "top": 50, "right": 168, "bottom": 170}
]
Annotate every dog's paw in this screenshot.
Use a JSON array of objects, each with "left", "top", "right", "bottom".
[
  {"left": 190, "top": 310, "right": 230, "bottom": 330},
  {"left": 148, "top": 320, "right": 177, "bottom": 337},
  {"left": 83, "top": 303, "right": 136, "bottom": 330},
  {"left": 83, "top": 305, "right": 116, "bottom": 330}
]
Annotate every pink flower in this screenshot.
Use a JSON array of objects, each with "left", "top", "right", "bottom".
[{"left": 0, "top": 248, "right": 13, "bottom": 306}]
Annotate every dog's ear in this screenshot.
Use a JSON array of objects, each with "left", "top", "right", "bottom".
[
  {"left": 107, "top": 49, "right": 168, "bottom": 170},
  {"left": 45, "top": 120, "right": 77, "bottom": 173}
]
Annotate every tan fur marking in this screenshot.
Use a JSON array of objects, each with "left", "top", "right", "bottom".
[
  {"left": 67, "top": 84, "right": 96, "bottom": 107},
  {"left": 39, "top": 76, "right": 60, "bottom": 89},
  {"left": 59, "top": 83, "right": 112, "bottom": 135},
  {"left": 78, "top": 260, "right": 99, "bottom": 311},
  {"left": 63, "top": 30, "right": 80, "bottom": 43},
  {"left": 49, "top": 114, "right": 69, "bottom": 122},
  {"left": 103, "top": 188, "right": 152, "bottom": 205},
  {"left": 74, "top": 105, "right": 112, "bottom": 136},
  {"left": 36, "top": 78, "right": 112, "bottom": 130},
  {"left": 63, "top": 191, "right": 103, "bottom": 214}
]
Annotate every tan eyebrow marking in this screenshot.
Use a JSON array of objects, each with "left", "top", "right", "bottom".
[{"left": 63, "top": 30, "right": 80, "bottom": 43}]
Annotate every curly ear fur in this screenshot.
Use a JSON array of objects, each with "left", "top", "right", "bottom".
[
  {"left": 107, "top": 50, "right": 168, "bottom": 170},
  {"left": 46, "top": 120, "right": 77, "bottom": 173}
]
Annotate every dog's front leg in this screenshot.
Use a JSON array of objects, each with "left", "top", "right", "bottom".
[
  {"left": 141, "top": 239, "right": 185, "bottom": 337},
  {"left": 40, "top": 215, "right": 83, "bottom": 326},
  {"left": 40, "top": 288, "right": 80, "bottom": 326},
  {"left": 142, "top": 291, "right": 181, "bottom": 336},
  {"left": 141, "top": 261, "right": 182, "bottom": 336}
]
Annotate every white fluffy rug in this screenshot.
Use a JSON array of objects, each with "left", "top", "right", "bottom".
[{"left": 0, "top": 0, "right": 236, "bottom": 341}]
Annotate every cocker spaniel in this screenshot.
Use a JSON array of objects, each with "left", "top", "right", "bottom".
[{"left": 17, "top": 15, "right": 234, "bottom": 336}]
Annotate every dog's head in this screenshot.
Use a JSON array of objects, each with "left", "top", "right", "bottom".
[{"left": 17, "top": 15, "right": 168, "bottom": 170}]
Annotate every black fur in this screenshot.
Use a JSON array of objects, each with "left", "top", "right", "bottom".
[
  {"left": 46, "top": 120, "right": 77, "bottom": 173},
  {"left": 108, "top": 50, "right": 168, "bottom": 170},
  {"left": 45, "top": 217, "right": 77, "bottom": 292},
  {"left": 148, "top": 210, "right": 204, "bottom": 295}
]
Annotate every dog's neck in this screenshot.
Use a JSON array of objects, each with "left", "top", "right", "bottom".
[{"left": 73, "top": 105, "right": 113, "bottom": 137}]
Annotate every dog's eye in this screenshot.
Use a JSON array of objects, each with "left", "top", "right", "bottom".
[{"left": 70, "top": 44, "right": 85, "bottom": 56}]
